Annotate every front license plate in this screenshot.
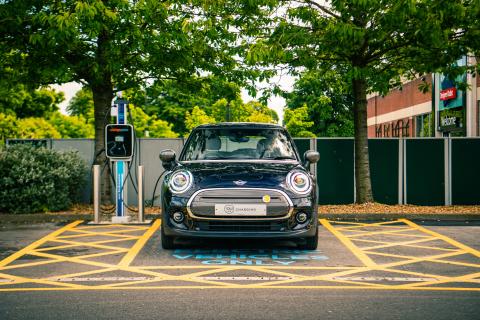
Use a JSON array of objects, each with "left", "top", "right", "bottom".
[{"left": 214, "top": 204, "right": 267, "bottom": 216}]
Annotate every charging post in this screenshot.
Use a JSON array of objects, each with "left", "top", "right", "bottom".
[{"left": 106, "top": 97, "right": 134, "bottom": 223}]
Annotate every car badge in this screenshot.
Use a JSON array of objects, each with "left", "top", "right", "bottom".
[
  {"left": 233, "top": 180, "right": 247, "bottom": 186},
  {"left": 262, "top": 195, "right": 271, "bottom": 203}
]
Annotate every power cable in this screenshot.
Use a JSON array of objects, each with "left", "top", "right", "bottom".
[{"left": 150, "top": 171, "right": 166, "bottom": 207}]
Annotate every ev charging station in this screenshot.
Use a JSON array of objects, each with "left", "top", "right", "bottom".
[
  {"left": 87, "top": 95, "right": 145, "bottom": 225},
  {"left": 106, "top": 97, "right": 134, "bottom": 223}
]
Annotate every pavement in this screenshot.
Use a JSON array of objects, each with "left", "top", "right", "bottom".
[
  {"left": 0, "top": 219, "right": 479, "bottom": 319},
  {"left": 1, "top": 211, "right": 480, "bottom": 224}
]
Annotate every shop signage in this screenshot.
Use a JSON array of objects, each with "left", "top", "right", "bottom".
[
  {"left": 438, "top": 109, "right": 464, "bottom": 132},
  {"left": 440, "top": 87, "right": 457, "bottom": 101},
  {"left": 375, "top": 119, "right": 410, "bottom": 138}
]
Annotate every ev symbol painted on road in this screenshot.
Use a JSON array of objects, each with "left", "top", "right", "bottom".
[{"left": 171, "top": 249, "right": 329, "bottom": 265}]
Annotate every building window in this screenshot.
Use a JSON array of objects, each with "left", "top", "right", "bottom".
[{"left": 415, "top": 113, "right": 432, "bottom": 137}]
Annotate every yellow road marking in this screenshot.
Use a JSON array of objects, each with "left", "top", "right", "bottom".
[
  {"left": 1, "top": 218, "right": 479, "bottom": 292},
  {"left": 337, "top": 220, "right": 409, "bottom": 230},
  {"left": 117, "top": 219, "right": 161, "bottom": 267},
  {"left": 361, "top": 236, "right": 437, "bottom": 250},
  {"left": 347, "top": 227, "right": 428, "bottom": 238},
  {"left": 320, "top": 219, "right": 377, "bottom": 267},
  {"left": 0, "top": 220, "right": 83, "bottom": 268},
  {"left": 1, "top": 285, "right": 479, "bottom": 292},
  {"left": 399, "top": 219, "right": 480, "bottom": 259}
]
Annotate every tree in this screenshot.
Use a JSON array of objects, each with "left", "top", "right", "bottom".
[
  {"left": 185, "top": 106, "right": 217, "bottom": 131},
  {"left": 0, "top": 85, "right": 64, "bottom": 118},
  {"left": 0, "top": 113, "right": 18, "bottom": 145},
  {"left": 242, "top": 0, "right": 470, "bottom": 203},
  {"left": 129, "top": 105, "right": 178, "bottom": 138},
  {"left": 132, "top": 77, "right": 242, "bottom": 135},
  {"left": 16, "top": 118, "right": 61, "bottom": 139},
  {"left": 48, "top": 112, "right": 94, "bottom": 138},
  {"left": 284, "top": 106, "right": 316, "bottom": 137},
  {"left": 207, "top": 98, "right": 278, "bottom": 124},
  {"left": 1, "top": 0, "right": 244, "bottom": 201},
  {"left": 285, "top": 70, "right": 354, "bottom": 137},
  {"left": 66, "top": 87, "right": 94, "bottom": 119}
]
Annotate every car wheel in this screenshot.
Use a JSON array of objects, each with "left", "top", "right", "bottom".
[
  {"left": 299, "top": 227, "right": 318, "bottom": 250},
  {"left": 161, "top": 225, "right": 175, "bottom": 250}
]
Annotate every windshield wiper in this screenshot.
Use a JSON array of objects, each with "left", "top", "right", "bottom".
[{"left": 262, "top": 156, "right": 296, "bottom": 160}]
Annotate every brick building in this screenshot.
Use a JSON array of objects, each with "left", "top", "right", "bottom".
[{"left": 367, "top": 57, "right": 480, "bottom": 138}]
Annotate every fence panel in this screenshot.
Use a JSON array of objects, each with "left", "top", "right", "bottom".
[
  {"left": 138, "top": 138, "right": 184, "bottom": 207},
  {"left": 316, "top": 138, "right": 354, "bottom": 204},
  {"left": 293, "top": 138, "right": 311, "bottom": 161},
  {"left": 405, "top": 138, "right": 445, "bottom": 205},
  {"left": 368, "top": 139, "right": 399, "bottom": 204},
  {"left": 451, "top": 138, "right": 480, "bottom": 205}
]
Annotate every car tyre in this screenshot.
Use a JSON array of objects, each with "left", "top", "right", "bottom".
[
  {"left": 299, "top": 227, "right": 318, "bottom": 250},
  {"left": 161, "top": 225, "right": 175, "bottom": 250}
]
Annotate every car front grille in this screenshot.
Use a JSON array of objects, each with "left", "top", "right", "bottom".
[
  {"left": 194, "top": 220, "right": 288, "bottom": 232},
  {"left": 188, "top": 188, "right": 292, "bottom": 219}
]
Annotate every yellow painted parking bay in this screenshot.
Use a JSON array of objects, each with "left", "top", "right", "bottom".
[{"left": 0, "top": 219, "right": 479, "bottom": 291}]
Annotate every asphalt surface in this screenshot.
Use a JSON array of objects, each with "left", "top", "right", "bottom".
[{"left": 0, "top": 220, "right": 479, "bottom": 320}]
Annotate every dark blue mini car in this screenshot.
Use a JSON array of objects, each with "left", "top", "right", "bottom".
[{"left": 159, "top": 123, "right": 320, "bottom": 250}]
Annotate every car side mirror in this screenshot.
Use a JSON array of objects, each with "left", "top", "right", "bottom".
[
  {"left": 159, "top": 149, "right": 177, "bottom": 171},
  {"left": 303, "top": 150, "right": 320, "bottom": 169}
]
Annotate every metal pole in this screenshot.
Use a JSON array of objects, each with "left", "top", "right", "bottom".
[
  {"left": 138, "top": 165, "right": 144, "bottom": 223},
  {"left": 93, "top": 165, "right": 100, "bottom": 223}
]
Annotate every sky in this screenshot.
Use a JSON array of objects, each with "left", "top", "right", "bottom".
[{"left": 53, "top": 75, "right": 295, "bottom": 124}]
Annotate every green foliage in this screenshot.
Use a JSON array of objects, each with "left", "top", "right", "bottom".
[
  {"left": 0, "top": 113, "right": 18, "bottom": 144},
  {"left": 16, "top": 118, "right": 61, "bottom": 139},
  {"left": 284, "top": 106, "right": 316, "bottom": 137},
  {"left": 285, "top": 70, "right": 354, "bottom": 137},
  {"left": 0, "top": 84, "right": 64, "bottom": 118},
  {"left": 133, "top": 77, "right": 242, "bottom": 135},
  {"left": 48, "top": 112, "right": 94, "bottom": 138},
  {"left": 66, "top": 87, "right": 94, "bottom": 119},
  {"left": 207, "top": 98, "right": 278, "bottom": 124},
  {"left": 0, "top": 144, "right": 87, "bottom": 213},
  {"left": 129, "top": 105, "right": 178, "bottom": 138},
  {"left": 185, "top": 106, "right": 217, "bottom": 131}
]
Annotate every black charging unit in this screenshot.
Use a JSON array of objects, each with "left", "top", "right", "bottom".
[{"left": 105, "top": 124, "right": 134, "bottom": 160}]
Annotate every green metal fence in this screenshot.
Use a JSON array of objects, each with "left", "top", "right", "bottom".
[
  {"left": 405, "top": 139, "right": 445, "bottom": 206},
  {"left": 8, "top": 137, "right": 480, "bottom": 206},
  {"left": 316, "top": 139, "right": 354, "bottom": 204},
  {"left": 369, "top": 139, "right": 399, "bottom": 205},
  {"left": 292, "top": 137, "right": 479, "bottom": 205},
  {"left": 451, "top": 138, "right": 480, "bottom": 205}
]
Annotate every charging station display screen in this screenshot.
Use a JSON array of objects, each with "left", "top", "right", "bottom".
[{"left": 105, "top": 124, "right": 134, "bottom": 159}]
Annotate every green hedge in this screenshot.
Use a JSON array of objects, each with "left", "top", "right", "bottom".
[{"left": 0, "top": 144, "right": 88, "bottom": 214}]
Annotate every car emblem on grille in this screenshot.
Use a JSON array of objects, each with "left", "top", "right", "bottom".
[
  {"left": 262, "top": 195, "right": 271, "bottom": 203},
  {"left": 233, "top": 180, "right": 247, "bottom": 186}
]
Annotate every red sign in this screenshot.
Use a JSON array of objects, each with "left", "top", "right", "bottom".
[{"left": 440, "top": 87, "right": 457, "bottom": 101}]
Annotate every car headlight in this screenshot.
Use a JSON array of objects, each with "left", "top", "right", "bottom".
[
  {"left": 286, "top": 171, "right": 311, "bottom": 195},
  {"left": 168, "top": 170, "right": 193, "bottom": 194}
]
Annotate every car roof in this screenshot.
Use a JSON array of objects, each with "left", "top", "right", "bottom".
[{"left": 194, "top": 122, "right": 284, "bottom": 130}]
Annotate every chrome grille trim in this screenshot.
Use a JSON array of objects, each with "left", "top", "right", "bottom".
[{"left": 186, "top": 188, "right": 293, "bottom": 221}]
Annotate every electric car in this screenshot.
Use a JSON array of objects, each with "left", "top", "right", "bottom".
[{"left": 159, "top": 123, "right": 320, "bottom": 250}]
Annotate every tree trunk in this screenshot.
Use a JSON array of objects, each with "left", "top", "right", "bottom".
[
  {"left": 352, "top": 77, "right": 374, "bottom": 203},
  {"left": 92, "top": 83, "right": 113, "bottom": 204}
]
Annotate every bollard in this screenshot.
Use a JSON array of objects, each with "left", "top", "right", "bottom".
[
  {"left": 138, "top": 165, "right": 144, "bottom": 223},
  {"left": 93, "top": 165, "right": 100, "bottom": 223}
]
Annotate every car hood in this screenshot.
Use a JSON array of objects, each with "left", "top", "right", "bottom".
[{"left": 177, "top": 161, "right": 304, "bottom": 191}]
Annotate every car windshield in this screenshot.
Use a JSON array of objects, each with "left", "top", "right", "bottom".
[{"left": 181, "top": 127, "right": 298, "bottom": 161}]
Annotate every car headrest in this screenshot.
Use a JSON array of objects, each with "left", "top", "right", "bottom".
[
  {"left": 206, "top": 135, "right": 221, "bottom": 150},
  {"left": 256, "top": 139, "right": 268, "bottom": 154}
]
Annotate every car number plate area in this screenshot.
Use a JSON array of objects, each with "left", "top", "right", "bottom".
[{"left": 214, "top": 204, "right": 267, "bottom": 216}]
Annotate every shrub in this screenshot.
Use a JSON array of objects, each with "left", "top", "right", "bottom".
[{"left": 0, "top": 144, "right": 88, "bottom": 214}]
